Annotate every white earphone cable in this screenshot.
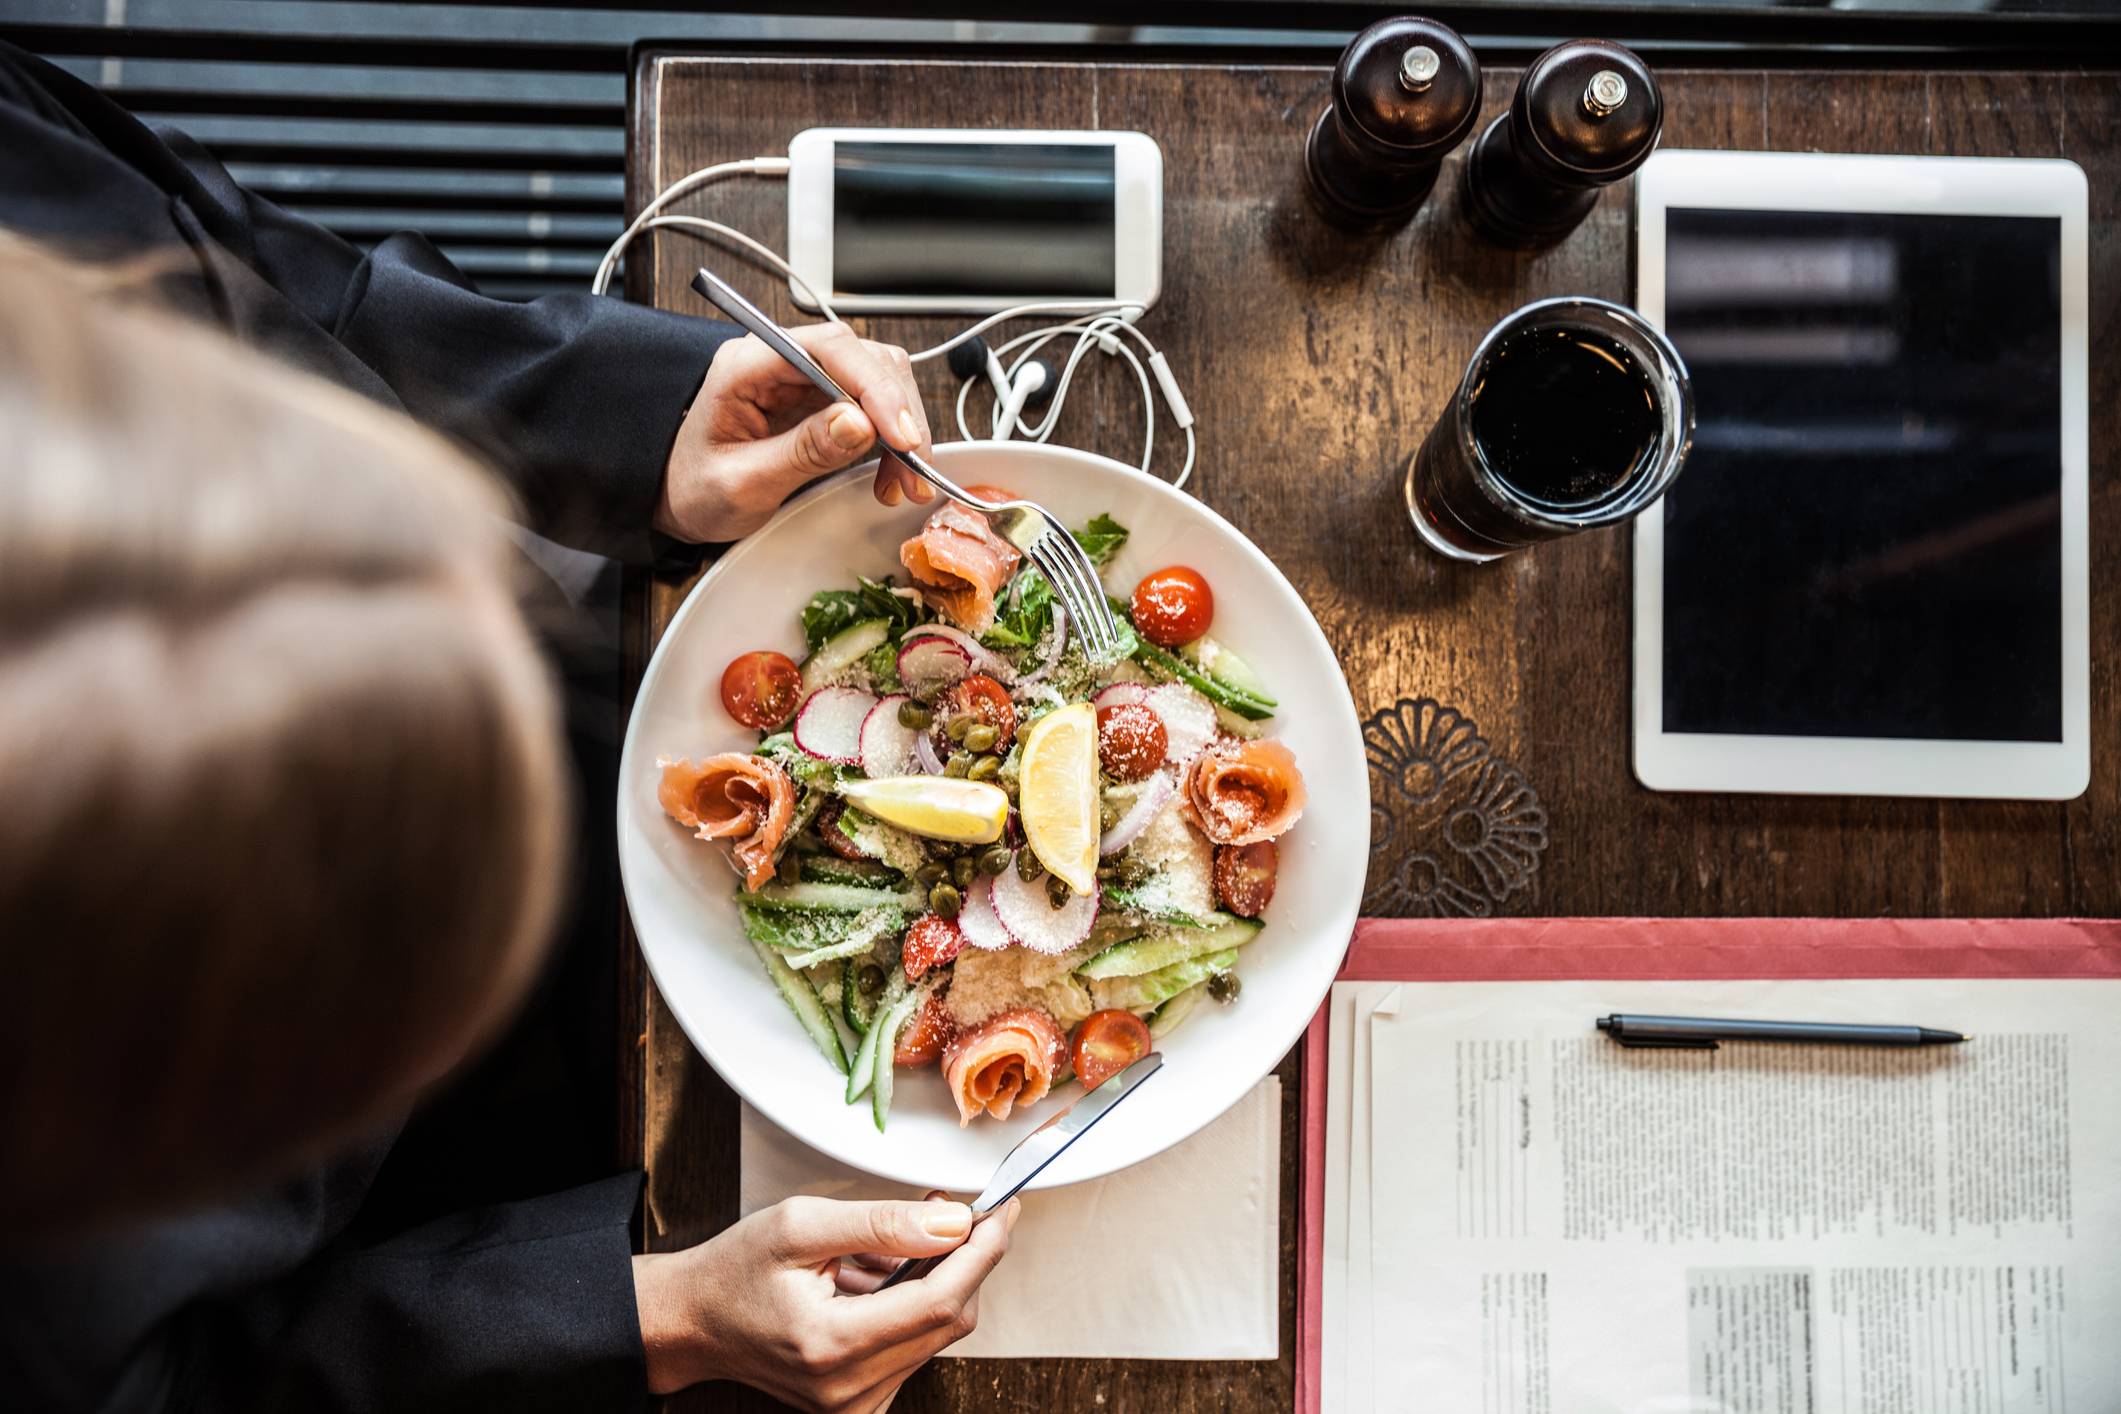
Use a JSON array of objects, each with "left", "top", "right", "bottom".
[{"left": 593, "top": 157, "right": 1194, "bottom": 489}]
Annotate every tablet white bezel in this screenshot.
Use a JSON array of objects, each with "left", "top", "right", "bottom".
[
  {"left": 786, "top": 127, "right": 1162, "bottom": 315},
  {"left": 1632, "top": 150, "right": 2090, "bottom": 800}
]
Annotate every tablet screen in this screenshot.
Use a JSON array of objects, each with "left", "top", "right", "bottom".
[{"left": 1658, "top": 208, "right": 2063, "bottom": 743}]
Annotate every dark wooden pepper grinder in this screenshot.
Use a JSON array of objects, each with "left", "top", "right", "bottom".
[
  {"left": 1303, "top": 16, "right": 1481, "bottom": 230},
  {"left": 1462, "top": 39, "right": 1663, "bottom": 249}
]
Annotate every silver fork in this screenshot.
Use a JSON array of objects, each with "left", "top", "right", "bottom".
[{"left": 690, "top": 268, "right": 1124, "bottom": 664}]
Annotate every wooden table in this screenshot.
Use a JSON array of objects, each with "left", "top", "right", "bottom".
[{"left": 621, "top": 49, "right": 2116, "bottom": 1413}]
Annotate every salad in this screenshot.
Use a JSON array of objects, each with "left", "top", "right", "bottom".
[{"left": 656, "top": 488, "right": 1307, "bottom": 1131}]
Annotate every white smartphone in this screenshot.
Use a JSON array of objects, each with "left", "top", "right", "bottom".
[{"left": 785, "top": 127, "right": 1162, "bottom": 315}]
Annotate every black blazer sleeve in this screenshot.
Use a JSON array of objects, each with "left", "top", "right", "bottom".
[
  {"left": 0, "top": 1168, "right": 649, "bottom": 1414},
  {"left": 0, "top": 42, "right": 734, "bottom": 565}
]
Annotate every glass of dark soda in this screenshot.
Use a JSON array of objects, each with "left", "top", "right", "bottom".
[{"left": 1405, "top": 296, "right": 1693, "bottom": 561}]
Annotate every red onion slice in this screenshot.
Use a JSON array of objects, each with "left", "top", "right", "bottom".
[
  {"left": 1091, "top": 682, "right": 1150, "bottom": 710},
  {"left": 1098, "top": 771, "right": 1176, "bottom": 856},
  {"left": 912, "top": 729, "right": 945, "bottom": 776}
]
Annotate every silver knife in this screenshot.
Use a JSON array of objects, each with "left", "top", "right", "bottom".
[{"left": 876, "top": 1050, "right": 1164, "bottom": 1289}]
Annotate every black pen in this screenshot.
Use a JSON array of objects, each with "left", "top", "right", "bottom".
[{"left": 1596, "top": 1014, "right": 1969, "bottom": 1051}]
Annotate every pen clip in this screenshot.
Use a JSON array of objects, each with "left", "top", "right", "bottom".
[{"left": 1609, "top": 1036, "right": 1720, "bottom": 1051}]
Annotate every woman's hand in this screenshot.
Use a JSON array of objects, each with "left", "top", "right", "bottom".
[
  {"left": 657, "top": 323, "right": 936, "bottom": 543},
  {"left": 631, "top": 1193, "right": 1017, "bottom": 1412}
]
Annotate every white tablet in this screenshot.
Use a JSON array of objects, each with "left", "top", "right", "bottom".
[{"left": 1632, "top": 151, "right": 2089, "bottom": 800}]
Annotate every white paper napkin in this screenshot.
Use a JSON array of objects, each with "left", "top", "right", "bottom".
[{"left": 739, "top": 1077, "right": 1282, "bottom": 1360}]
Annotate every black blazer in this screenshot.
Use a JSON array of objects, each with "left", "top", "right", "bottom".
[
  {"left": 0, "top": 39, "right": 736, "bottom": 566},
  {"left": 0, "top": 41, "right": 740, "bottom": 1411}
]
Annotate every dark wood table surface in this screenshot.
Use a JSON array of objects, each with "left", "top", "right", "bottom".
[{"left": 621, "top": 49, "right": 2116, "bottom": 1413}]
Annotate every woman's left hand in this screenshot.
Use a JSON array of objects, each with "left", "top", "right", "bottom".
[{"left": 657, "top": 323, "right": 936, "bottom": 543}]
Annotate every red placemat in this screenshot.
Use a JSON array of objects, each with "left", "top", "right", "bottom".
[{"left": 1295, "top": 916, "right": 2121, "bottom": 1414}]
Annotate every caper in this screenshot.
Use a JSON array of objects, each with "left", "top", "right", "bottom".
[
  {"left": 777, "top": 851, "right": 802, "bottom": 885},
  {"left": 952, "top": 855, "right": 977, "bottom": 889},
  {"left": 978, "top": 845, "right": 1012, "bottom": 876},
  {"left": 1046, "top": 875, "right": 1072, "bottom": 909},
  {"left": 1095, "top": 864, "right": 1119, "bottom": 883},
  {"left": 929, "top": 882, "right": 962, "bottom": 918},
  {"left": 916, "top": 861, "right": 948, "bottom": 888},
  {"left": 945, "top": 715, "right": 972, "bottom": 744},
  {"left": 967, "top": 754, "right": 1002, "bottom": 783},
  {"left": 943, "top": 753, "right": 971, "bottom": 778},
  {"left": 897, "top": 700, "right": 933, "bottom": 730},
  {"left": 1015, "top": 850, "right": 1045, "bottom": 883},
  {"left": 1208, "top": 971, "right": 1241, "bottom": 1004},
  {"left": 857, "top": 963, "right": 886, "bottom": 997},
  {"left": 1099, "top": 798, "right": 1123, "bottom": 831},
  {"left": 932, "top": 840, "right": 962, "bottom": 859},
  {"left": 964, "top": 723, "right": 999, "bottom": 754}
]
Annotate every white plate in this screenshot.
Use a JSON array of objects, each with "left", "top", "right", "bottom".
[{"left": 617, "top": 443, "right": 1367, "bottom": 1192}]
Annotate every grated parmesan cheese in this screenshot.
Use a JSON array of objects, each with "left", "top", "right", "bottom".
[
  {"left": 1117, "top": 792, "right": 1216, "bottom": 919},
  {"left": 944, "top": 944, "right": 1093, "bottom": 1030},
  {"left": 839, "top": 809, "right": 926, "bottom": 876}
]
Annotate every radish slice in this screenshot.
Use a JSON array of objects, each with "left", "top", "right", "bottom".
[
  {"left": 904, "top": 625, "right": 1014, "bottom": 682},
  {"left": 913, "top": 729, "right": 945, "bottom": 776},
  {"left": 1091, "top": 682, "right": 1150, "bottom": 710},
  {"left": 859, "top": 695, "right": 918, "bottom": 778},
  {"left": 990, "top": 865, "right": 1098, "bottom": 955},
  {"left": 896, "top": 637, "right": 971, "bottom": 700},
  {"left": 793, "top": 687, "right": 876, "bottom": 765},
  {"left": 958, "top": 874, "right": 1013, "bottom": 952},
  {"left": 1145, "top": 683, "right": 1219, "bottom": 764},
  {"left": 1100, "top": 771, "right": 1176, "bottom": 856}
]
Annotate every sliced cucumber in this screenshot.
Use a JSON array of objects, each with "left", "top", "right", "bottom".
[
  {"left": 800, "top": 853, "right": 897, "bottom": 887},
  {"left": 749, "top": 931, "right": 847, "bottom": 1075},
  {"left": 842, "top": 957, "right": 879, "bottom": 1035},
  {"left": 837, "top": 808, "right": 928, "bottom": 876},
  {"left": 1149, "top": 980, "right": 1210, "bottom": 1039},
  {"left": 871, "top": 983, "right": 927, "bottom": 1132},
  {"left": 1179, "top": 634, "right": 1276, "bottom": 704},
  {"left": 750, "top": 879, "right": 924, "bottom": 913},
  {"left": 801, "top": 618, "right": 890, "bottom": 692},
  {"left": 1101, "top": 889, "right": 1238, "bottom": 932},
  {"left": 1076, "top": 916, "right": 1262, "bottom": 980},
  {"left": 1088, "top": 948, "right": 1239, "bottom": 1013},
  {"left": 782, "top": 909, "right": 904, "bottom": 970},
  {"left": 846, "top": 971, "right": 910, "bottom": 1104},
  {"left": 1131, "top": 638, "right": 1275, "bottom": 721}
]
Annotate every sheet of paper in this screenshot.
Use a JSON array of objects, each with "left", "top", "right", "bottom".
[
  {"left": 1324, "top": 981, "right": 1404, "bottom": 1410},
  {"left": 739, "top": 1077, "right": 1280, "bottom": 1360},
  {"left": 1360, "top": 978, "right": 2121, "bottom": 1413}
]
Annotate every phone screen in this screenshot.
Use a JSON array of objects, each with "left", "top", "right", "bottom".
[{"left": 832, "top": 141, "right": 1116, "bottom": 298}]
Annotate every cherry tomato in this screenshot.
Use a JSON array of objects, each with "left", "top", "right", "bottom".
[
  {"left": 894, "top": 991, "right": 956, "bottom": 1067},
  {"left": 1097, "top": 702, "right": 1168, "bottom": 781},
  {"left": 902, "top": 913, "right": 966, "bottom": 983},
  {"left": 1070, "top": 1009, "right": 1154, "bottom": 1091},
  {"left": 1213, "top": 840, "right": 1279, "bottom": 918},
  {"left": 719, "top": 650, "right": 802, "bottom": 730},
  {"left": 1129, "top": 566, "right": 1214, "bottom": 647},
  {"left": 940, "top": 673, "right": 1018, "bottom": 750},
  {"left": 813, "top": 799, "right": 869, "bottom": 862}
]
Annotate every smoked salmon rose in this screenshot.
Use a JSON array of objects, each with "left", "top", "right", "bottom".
[
  {"left": 1183, "top": 739, "right": 1306, "bottom": 846},
  {"left": 657, "top": 753, "right": 795, "bottom": 892},
  {"left": 941, "top": 1007, "right": 1066, "bottom": 1125}
]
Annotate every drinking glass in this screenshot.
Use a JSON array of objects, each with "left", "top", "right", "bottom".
[{"left": 1404, "top": 296, "right": 1694, "bottom": 562}]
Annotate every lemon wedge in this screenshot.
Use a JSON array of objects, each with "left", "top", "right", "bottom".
[
  {"left": 836, "top": 776, "right": 1007, "bottom": 845},
  {"left": 1017, "top": 702, "right": 1100, "bottom": 893}
]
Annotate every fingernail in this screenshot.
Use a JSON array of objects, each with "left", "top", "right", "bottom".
[
  {"left": 921, "top": 1202, "right": 972, "bottom": 1239},
  {"left": 897, "top": 409, "right": 922, "bottom": 447},
  {"left": 830, "top": 405, "right": 870, "bottom": 449},
  {"left": 1003, "top": 1198, "right": 1022, "bottom": 1234}
]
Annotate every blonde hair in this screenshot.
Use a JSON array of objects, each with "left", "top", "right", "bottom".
[{"left": 0, "top": 240, "right": 570, "bottom": 1235}]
